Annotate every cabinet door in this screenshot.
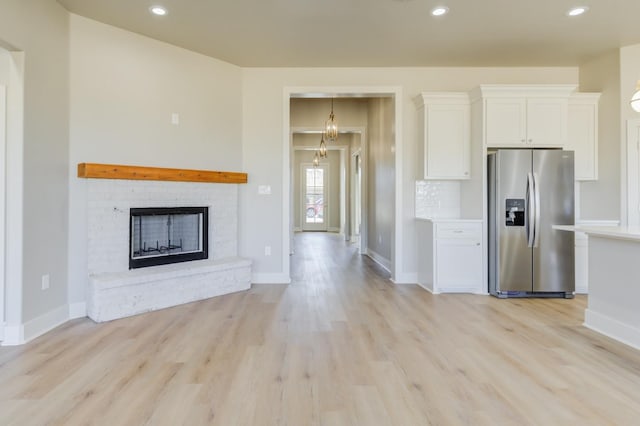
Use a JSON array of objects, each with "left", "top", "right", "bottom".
[
  {"left": 567, "top": 98, "right": 598, "bottom": 180},
  {"left": 425, "top": 104, "right": 470, "bottom": 179},
  {"left": 435, "top": 239, "right": 482, "bottom": 292},
  {"left": 526, "top": 98, "right": 567, "bottom": 147},
  {"left": 485, "top": 98, "right": 527, "bottom": 147}
]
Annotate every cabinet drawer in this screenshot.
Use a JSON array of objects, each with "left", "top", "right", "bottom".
[{"left": 435, "top": 223, "right": 481, "bottom": 239}]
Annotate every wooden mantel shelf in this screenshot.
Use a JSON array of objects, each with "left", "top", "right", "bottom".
[{"left": 77, "top": 163, "right": 247, "bottom": 184}]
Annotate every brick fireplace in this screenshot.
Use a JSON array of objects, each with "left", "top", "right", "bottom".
[{"left": 79, "top": 164, "right": 251, "bottom": 322}]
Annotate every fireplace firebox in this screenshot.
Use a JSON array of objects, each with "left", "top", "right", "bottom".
[{"left": 129, "top": 207, "right": 208, "bottom": 269}]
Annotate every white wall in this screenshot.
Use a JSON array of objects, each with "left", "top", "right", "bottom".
[
  {"left": 68, "top": 15, "right": 243, "bottom": 309},
  {"left": 578, "top": 51, "right": 621, "bottom": 221},
  {"left": 241, "top": 67, "right": 578, "bottom": 283},
  {"left": 0, "top": 0, "right": 69, "bottom": 336}
]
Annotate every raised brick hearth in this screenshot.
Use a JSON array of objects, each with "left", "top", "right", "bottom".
[{"left": 84, "top": 178, "right": 251, "bottom": 322}]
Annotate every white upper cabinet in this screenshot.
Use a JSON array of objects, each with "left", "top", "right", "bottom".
[
  {"left": 567, "top": 93, "right": 600, "bottom": 181},
  {"left": 475, "top": 85, "right": 576, "bottom": 148},
  {"left": 414, "top": 93, "right": 470, "bottom": 179}
]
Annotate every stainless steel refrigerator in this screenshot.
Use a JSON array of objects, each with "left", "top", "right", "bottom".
[{"left": 488, "top": 149, "right": 575, "bottom": 298}]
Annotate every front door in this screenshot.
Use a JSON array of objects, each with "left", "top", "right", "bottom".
[{"left": 302, "top": 164, "right": 328, "bottom": 231}]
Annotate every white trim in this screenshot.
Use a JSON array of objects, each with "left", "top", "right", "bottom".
[
  {"left": 23, "top": 305, "right": 69, "bottom": 343},
  {"left": 3, "top": 305, "right": 70, "bottom": 346},
  {"left": 68, "top": 302, "right": 87, "bottom": 319},
  {"left": 4, "top": 51, "right": 24, "bottom": 336},
  {"left": 284, "top": 87, "right": 403, "bottom": 282},
  {"left": 293, "top": 227, "right": 302, "bottom": 232},
  {"left": 392, "top": 272, "right": 418, "bottom": 284},
  {"left": 392, "top": 88, "right": 404, "bottom": 283},
  {"left": 584, "top": 309, "right": 640, "bottom": 350},
  {"left": 2, "top": 324, "right": 23, "bottom": 346},
  {"left": 0, "top": 84, "right": 6, "bottom": 342},
  {"left": 301, "top": 162, "right": 329, "bottom": 232},
  {"left": 328, "top": 227, "right": 341, "bottom": 233},
  {"left": 366, "top": 249, "right": 391, "bottom": 273},
  {"left": 283, "top": 88, "right": 292, "bottom": 281},
  {"left": 416, "top": 282, "right": 435, "bottom": 293},
  {"left": 626, "top": 119, "right": 640, "bottom": 226},
  {"left": 252, "top": 273, "right": 291, "bottom": 284}
]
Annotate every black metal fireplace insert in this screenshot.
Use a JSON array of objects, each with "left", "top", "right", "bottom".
[{"left": 129, "top": 207, "right": 208, "bottom": 269}]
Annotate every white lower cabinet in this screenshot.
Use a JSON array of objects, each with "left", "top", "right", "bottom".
[{"left": 417, "top": 219, "right": 483, "bottom": 294}]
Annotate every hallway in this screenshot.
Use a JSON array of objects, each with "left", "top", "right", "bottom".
[{"left": 0, "top": 233, "right": 639, "bottom": 424}]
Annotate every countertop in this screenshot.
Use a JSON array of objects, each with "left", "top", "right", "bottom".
[
  {"left": 415, "top": 217, "right": 483, "bottom": 224},
  {"left": 553, "top": 225, "right": 640, "bottom": 242}
]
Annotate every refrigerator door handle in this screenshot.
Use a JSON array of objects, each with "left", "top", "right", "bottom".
[
  {"left": 526, "top": 172, "right": 535, "bottom": 247},
  {"left": 533, "top": 172, "right": 541, "bottom": 248}
]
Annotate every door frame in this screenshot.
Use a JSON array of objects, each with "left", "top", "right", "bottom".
[
  {"left": 301, "top": 162, "right": 329, "bottom": 231},
  {"left": 351, "top": 148, "right": 365, "bottom": 254},
  {"left": 285, "top": 87, "right": 403, "bottom": 282},
  {"left": 0, "top": 84, "right": 6, "bottom": 342}
]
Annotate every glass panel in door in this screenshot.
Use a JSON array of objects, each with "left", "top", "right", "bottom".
[{"left": 303, "top": 165, "right": 327, "bottom": 231}]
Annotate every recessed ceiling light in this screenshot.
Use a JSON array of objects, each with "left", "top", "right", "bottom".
[
  {"left": 150, "top": 6, "right": 167, "bottom": 16},
  {"left": 431, "top": 6, "right": 449, "bottom": 17},
  {"left": 567, "top": 6, "right": 589, "bottom": 17}
]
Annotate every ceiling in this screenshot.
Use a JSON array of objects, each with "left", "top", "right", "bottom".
[{"left": 56, "top": 0, "right": 640, "bottom": 68}]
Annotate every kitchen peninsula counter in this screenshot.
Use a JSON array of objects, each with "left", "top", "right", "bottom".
[{"left": 554, "top": 225, "right": 640, "bottom": 349}]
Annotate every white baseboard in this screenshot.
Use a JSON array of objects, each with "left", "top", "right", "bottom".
[
  {"left": 23, "top": 304, "right": 69, "bottom": 344},
  {"left": 2, "top": 324, "right": 24, "bottom": 346},
  {"left": 575, "top": 285, "right": 588, "bottom": 295},
  {"left": 416, "top": 282, "right": 435, "bottom": 293},
  {"left": 365, "top": 249, "right": 391, "bottom": 273},
  {"left": 293, "top": 227, "right": 302, "bottom": 232},
  {"left": 328, "top": 227, "right": 341, "bottom": 233},
  {"left": 252, "top": 273, "right": 291, "bottom": 284},
  {"left": 69, "top": 302, "right": 87, "bottom": 319},
  {"left": 1, "top": 302, "right": 87, "bottom": 346},
  {"left": 584, "top": 308, "right": 640, "bottom": 350},
  {"left": 392, "top": 272, "right": 417, "bottom": 284}
]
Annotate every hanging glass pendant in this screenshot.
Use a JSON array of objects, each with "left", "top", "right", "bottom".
[
  {"left": 325, "top": 98, "right": 338, "bottom": 141},
  {"left": 313, "top": 151, "right": 320, "bottom": 167},
  {"left": 319, "top": 134, "right": 328, "bottom": 158}
]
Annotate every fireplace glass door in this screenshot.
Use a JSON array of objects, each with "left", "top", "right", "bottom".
[{"left": 129, "top": 207, "right": 208, "bottom": 269}]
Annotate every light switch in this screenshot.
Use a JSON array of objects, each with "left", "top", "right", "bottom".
[
  {"left": 171, "top": 113, "right": 180, "bottom": 125},
  {"left": 258, "top": 185, "right": 271, "bottom": 195}
]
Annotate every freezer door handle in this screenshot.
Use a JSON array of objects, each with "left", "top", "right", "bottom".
[
  {"left": 533, "top": 172, "right": 541, "bottom": 248},
  {"left": 526, "top": 172, "right": 535, "bottom": 247}
]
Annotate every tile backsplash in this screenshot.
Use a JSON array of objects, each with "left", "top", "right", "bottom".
[{"left": 415, "top": 180, "right": 460, "bottom": 219}]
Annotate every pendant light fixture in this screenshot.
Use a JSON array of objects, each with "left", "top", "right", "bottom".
[
  {"left": 319, "top": 133, "right": 328, "bottom": 158},
  {"left": 325, "top": 98, "right": 338, "bottom": 141},
  {"left": 631, "top": 80, "right": 640, "bottom": 112},
  {"left": 313, "top": 151, "right": 320, "bottom": 167}
]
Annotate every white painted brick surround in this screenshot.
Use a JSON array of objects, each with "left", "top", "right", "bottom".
[{"left": 86, "top": 179, "right": 251, "bottom": 322}]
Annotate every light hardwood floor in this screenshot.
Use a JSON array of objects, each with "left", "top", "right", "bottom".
[{"left": 2, "top": 232, "right": 640, "bottom": 425}]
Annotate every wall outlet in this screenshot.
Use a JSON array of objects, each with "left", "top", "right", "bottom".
[
  {"left": 264, "top": 246, "right": 271, "bottom": 256},
  {"left": 378, "top": 235, "right": 382, "bottom": 244},
  {"left": 171, "top": 113, "right": 180, "bottom": 125},
  {"left": 41, "top": 274, "right": 50, "bottom": 290}
]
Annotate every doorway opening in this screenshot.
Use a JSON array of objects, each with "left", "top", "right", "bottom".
[
  {"left": 302, "top": 163, "right": 328, "bottom": 231},
  {"left": 286, "top": 89, "right": 403, "bottom": 282}
]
